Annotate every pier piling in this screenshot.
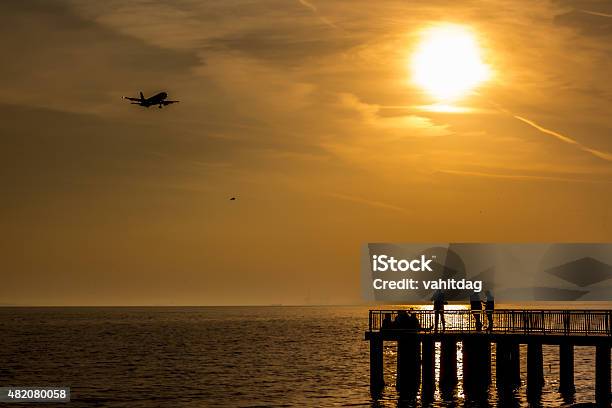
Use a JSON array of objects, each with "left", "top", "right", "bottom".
[
  {"left": 396, "top": 334, "right": 420, "bottom": 396},
  {"left": 595, "top": 345, "right": 610, "bottom": 406},
  {"left": 369, "top": 332, "right": 384, "bottom": 395},
  {"left": 527, "top": 342, "right": 544, "bottom": 400},
  {"left": 463, "top": 337, "right": 490, "bottom": 396},
  {"left": 496, "top": 340, "right": 520, "bottom": 391},
  {"left": 440, "top": 338, "right": 457, "bottom": 392},
  {"left": 509, "top": 342, "right": 521, "bottom": 387},
  {"left": 559, "top": 343, "right": 574, "bottom": 395},
  {"left": 421, "top": 337, "right": 435, "bottom": 401},
  {"left": 495, "top": 341, "right": 506, "bottom": 390}
]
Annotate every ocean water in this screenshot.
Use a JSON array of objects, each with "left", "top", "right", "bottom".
[{"left": 0, "top": 306, "right": 607, "bottom": 407}]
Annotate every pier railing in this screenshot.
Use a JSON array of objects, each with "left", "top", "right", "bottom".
[{"left": 369, "top": 309, "right": 612, "bottom": 336}]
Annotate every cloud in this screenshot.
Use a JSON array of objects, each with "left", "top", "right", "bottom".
[
  {"left": 297, "top": 0, "right": 339, "bottom": 29},
  {"left": 580, "top": 10, "right": 612, "bottom": 19},
  {"left": 0, "top": 1, "right": 199, "bottom": 115},
  {"left": 337, "top": 93, "right": 449, "bottom": 136},
  {"left": 326, "top": 192, "right": 409, "bottom": 213},
  {"left": 298, "top": 0, "right": 317, "bottom": 13},
  {"left": 438, "top": 169, "right": 612, "bottom": 184}
]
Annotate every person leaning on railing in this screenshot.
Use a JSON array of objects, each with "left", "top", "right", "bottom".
[
  {"left": 408, "top": 309, "right": 422, "bottom": 331},
  {"left": 393, "top": 309, "right": 422, "bottom": 331},
  {"left": 381, "top": 312, "right": 394, "bottom": 330},
  {"left": 394, "top": 310, "right": 409, "bottom": 329}
]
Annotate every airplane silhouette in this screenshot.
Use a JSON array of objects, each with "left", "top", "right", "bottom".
[{"left": 123, "top": 91, "right": 179, "bottom": 109}]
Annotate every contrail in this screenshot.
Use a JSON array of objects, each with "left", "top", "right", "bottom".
[
  {"left": 580, "top": 10, "right": 612, "bottom": 18},
  {"left": 327, "top": 193, "right": 409, "bottom": 213},
  {"left": 486, "top": 100, "right": 612, "bottom": 162},
  {"left": 297, "top": 0, "right": 339, "bottom": 29},
  {"left": 438, "top": 169, "right": 612, "bottom": 183},
  {"left": 512, "top": 115, "right": 612, "bottom": 161}
]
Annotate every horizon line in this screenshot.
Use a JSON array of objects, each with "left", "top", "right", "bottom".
[{"left": 2, "top": 301, "right": 611, "bottom": 308}]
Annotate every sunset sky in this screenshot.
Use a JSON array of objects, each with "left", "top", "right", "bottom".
[{"left": 1, "top": 0, "right": 612, "bottom": 305}]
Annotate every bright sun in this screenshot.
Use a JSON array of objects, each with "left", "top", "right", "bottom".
[{"left": 411, "top": 24, "right": 491, "bottom": 102}]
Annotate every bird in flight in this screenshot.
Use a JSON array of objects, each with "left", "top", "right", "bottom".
[
  {"left": 229, "top": 197, "right": 237, "bottom": 201},
  {"left": 123, "top": 91, "right": 179, "bottom": 109}
]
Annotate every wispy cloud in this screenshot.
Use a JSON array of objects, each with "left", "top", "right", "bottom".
[
  {"left": 298, "top": 0, "right": 317, "bottom": 13},
  {"left": 297, "top": 0, "right": 339, "bottom": 29},
  {"left": 338, "top": 93, "right": 450, "bottom": 136},
  {"left": 327, "top": 192, "right": 409, "bottom": 213},
  {"left": 438, "top": 169, "right": 612, "bottom": 183},
  {"left": 579, "top": 10, "right": 612, "bottom": 19}
]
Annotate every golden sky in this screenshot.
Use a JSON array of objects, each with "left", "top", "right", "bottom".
[{"left": 1, "top": 0, "right": 612, "bottom": 305}]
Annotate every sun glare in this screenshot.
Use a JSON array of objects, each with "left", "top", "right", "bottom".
[{"left": 411, "top": 24, "right": 491, "bottom": 102}]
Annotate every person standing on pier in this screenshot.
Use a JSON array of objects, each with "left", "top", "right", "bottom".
[
  {"left": 485, "top": 290, "right": 495, "bottom": 332},
  {"left": 407, "top": 309, "right": 422, "bottom": 331},
  {"left": 394, "top": 310, "right": 410, "bottom": 329},
  {"left": 381, "top": 313, "right": 394, "bottom": 330},
  {"left": 432, "top": 290, "right": 446, "bottom": 332},
  {"left": 470, "top": 291, "right": 483, "bottom": 331},
  {"left": 563, "top": 310, "right": 570, "bottom": 334}
]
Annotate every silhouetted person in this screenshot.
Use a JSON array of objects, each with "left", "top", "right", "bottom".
[
  {"left": 470, "top": 292, "right": 483, "bottom": 331},
  {"left": 485, "top": 290, "right": 495, "bottom": 331},
  {"left": 563, "top": 310, "right": 570, "bottom": 334},
  {"left": 381, "top": 313, "right": 394, "bottom": 330},
  {"left": 407, "top": 309, "right": 422, "bottom": 331},
  {"left": 432, "top": 290, "right": 446, "bottom": 332},
  {"left": 395, "top": 310, "right": 410, "bottom": 329}
]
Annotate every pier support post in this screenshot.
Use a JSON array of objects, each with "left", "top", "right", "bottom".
[
  {"left": 463, "top": 337, "right": 490, "bottom": 396},
  {"left": 595, "top": 345, "right": 610, "bottom": 406},
  {"left": 496, "top": 340, "right": 520, "bottom": 394},
  {"left": 486, "top": 340, "right": 492, "bottom": 382},
  {"left": 440, "top": 338, "right": 457, "bottom": 393},
  {"left": 369, "top": 333, "right": 384, "bottom": 397},
  {"left": 421, "top": 337, "right": 435, "bottom": 401},
  {"left": 559, "top": 343, "right": 574, "bottom": 395},
  {"left": 527, "top": 342, "right": 544, "bottom": 400},
  {"left": 509, "top": 342, "right": 521, "bottom": 388},
  {"left": 496, "top": 341, "right": 507, "bottom": 391},
  {"left": 396, "top": 334, "right": 420, "bottom": 397}
]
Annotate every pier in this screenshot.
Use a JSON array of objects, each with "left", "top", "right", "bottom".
[{"left": 365, "top": 309, "right": 612, "bottom": 405}]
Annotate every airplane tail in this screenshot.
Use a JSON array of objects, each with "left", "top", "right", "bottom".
[{"left": 139, "top": 91, "right": 145, "bottom": 101}]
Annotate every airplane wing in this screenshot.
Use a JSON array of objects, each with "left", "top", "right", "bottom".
[
  {"left": 123, "top": 96, "right": 142, "bottom": 102},
  {"left": 161, "top": 100, "right": 179, "bottom": 105}
]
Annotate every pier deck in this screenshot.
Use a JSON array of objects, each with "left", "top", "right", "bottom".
[{"left": 365, "top": 309, "right": 612, "bottom": 405}]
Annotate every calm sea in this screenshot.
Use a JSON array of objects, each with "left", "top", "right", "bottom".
[{"left": 0, "top": 306, "right": 607, "bottom": 407}]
